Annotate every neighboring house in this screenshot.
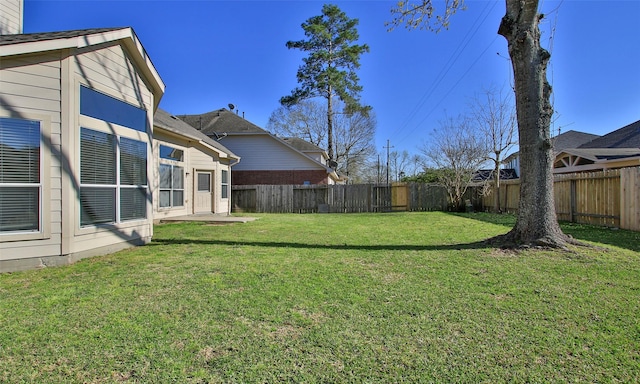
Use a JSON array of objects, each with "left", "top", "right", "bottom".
[
  {"left": 503, "top": 130, "right": 601, "bottom": 177},
  {"left": 153, "top": 109, "right": 239, "bottom": 220},
  {"left": 179, "top": 108, "right": 340, "bottom": 185},
  {"left": 0, "top": 6, "right": 164, "bottom": 271},
  {"left": 472, "top": 168, "right": 519, "bottom": 182},
  {"left": 553, "top": 119, "right": 640, "bottom": 173}
]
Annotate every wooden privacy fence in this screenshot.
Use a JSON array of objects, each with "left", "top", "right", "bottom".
[
  {"left": 231, "top": 183, "right": 454, "bottom": 214},
  {"left": 481, "top": 166, "right": 640, "bottom": 231}
]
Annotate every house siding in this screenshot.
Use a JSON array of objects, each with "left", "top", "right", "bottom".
[
  {"left": 67, "top": 43, "right": 155, "bottom": 257},
  {"left": 153, "top": 131, "right": 233, "bottom": 219},
  {"left": 188, "top": 148, "right": 232, "bottom": 214},
  {"left": 0, "top": 52, "right": 61, "bottom": 267},
  {"left": 0, "top": 0, "right": 23, "bottom": 34},
  {"left": 220, "top": 135, "right": 325, "bottom": 171},
  {"left": 232, "top": 170, "right": 329, "bottom": 185}
]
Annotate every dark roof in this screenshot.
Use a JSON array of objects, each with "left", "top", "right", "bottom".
[
  {"left": 473, "top": 168, "right": 519, "bottom": 182},
  {"left": 154, "top": 109, "right": 238, "bottom": 159},
  {"left": 282, "top": 137, "right": 325, "bottom": 153},
  {"left": 578, "top": 119, "right": 640, "bottom": 149},
  {"left": 0, "top": 27, "right": 126, "bottom": 45},
  {"left": 178, "top": 108, "right": 266, "bottom": 135},
  {"left": 552, "top": 130, "right": 600, "bottom": 152}
]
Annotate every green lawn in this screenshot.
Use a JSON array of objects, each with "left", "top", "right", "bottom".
[{"left": 1, "top": 212, "right": 639, "bottom": 383}]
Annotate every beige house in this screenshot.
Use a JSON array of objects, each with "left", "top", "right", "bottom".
[
  {"left": 0, "top": 12, "right": 164, "bottom": 271},
  {"left": 153, "top": 109, "right": 239, "bottom": 220}
]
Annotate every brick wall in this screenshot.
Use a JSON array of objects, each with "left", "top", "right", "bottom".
[{"left": 232, "top": 170, "right": 329, "bottom": 185}]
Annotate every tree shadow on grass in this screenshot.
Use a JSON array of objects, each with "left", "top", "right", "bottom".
[
  {"left": 448, "top": 212, "right": 640, "bottom": 253},
  {"left": 149, "top": 238, "right": 491, "bottom": 252}
]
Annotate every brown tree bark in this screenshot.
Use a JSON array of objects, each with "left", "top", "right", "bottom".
[{"left": 495, "top": 0, "right": 572, "bottom": 247}]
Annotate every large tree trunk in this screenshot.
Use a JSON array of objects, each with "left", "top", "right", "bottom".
[
  {"left": 496, "top": 0, "right": 571, "bottom": 247},
  {"left": 494, "top": 160, "right": 501, "bottom": 213},
  {"left": 327, "top": 86, "right": 335, "bottom": 162}
]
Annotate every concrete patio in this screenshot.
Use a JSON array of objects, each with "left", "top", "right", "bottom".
[{"left": 158, "top": 214, "right": 257, "bottom": 225}]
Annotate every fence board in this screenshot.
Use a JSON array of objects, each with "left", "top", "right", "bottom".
[
  {"left": 482, "top": 167, "right": 639, "bottom": 231},
  {"left": 620, "top": 167, "right": 640, "bottom": 231}
]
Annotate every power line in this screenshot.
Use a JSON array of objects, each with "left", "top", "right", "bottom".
[
  {"left": 395, "top": 35, "right": 500, "bottom": 147},
  {"left": 389, "top": 1, "right": 497, "bottom": 140}
]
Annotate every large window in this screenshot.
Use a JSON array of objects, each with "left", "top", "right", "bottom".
[
  {"left": 80, "top": 129, "right": 148, "bottom": 226},
  {"left": 159, "top": 144, "right": 184, "bottom": 208},
  {"left": 0, "top": 117, "right": 41, "bottom": 233},
  {"left": 79, "top": 85, "right": 149, "bottom": 227},
  {"left": 221, "top": 170, "right": 229, "bottom": 199}
]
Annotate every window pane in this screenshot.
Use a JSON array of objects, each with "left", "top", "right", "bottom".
[
  {"left": 222, "top": 170, "right": 228, "bottom": 183},
  {"left": 197, "top": 173, "right": 210, "bottom": 192},
  {"left": 0, "top": 187, "right": 39, "bottom": 232},
  {"left": 81, "top": 128, "right": 115, "bottom": 185},
  {"left": 159, "top": 190, "right": 171, "bottom": 208},
  {"left": 159, "top": 164, "right": 172, "bottom": 188},
  {"left": 80, "top": 86, "right": 147, "bottom": 132},
  {"left": 221, "top": 185, "right": 228, "bottom": 199},
  {"left": 120, "top": 137, "right": 147, "bottom": 186},
  {"left": 120, "top": 187, "right": 147, "bottom": 221},
  {"left": 173, "top": 166, "right": 183, "bottom": 189},
  {"left": 172, "top": 190, "right": 184, "bottom": 207},
  {"left": 159, "top": 145, "right": 183, "bottom": 161},
  {"left": 80, "top": 187, "right": 115, "bottom": 226},
  {"left": 0, "top": 117, "right": 40, "bottom": 184}
]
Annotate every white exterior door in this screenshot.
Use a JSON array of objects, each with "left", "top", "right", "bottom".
[{"left": 194, "top": 171, "right": 213, "bottom": 213}]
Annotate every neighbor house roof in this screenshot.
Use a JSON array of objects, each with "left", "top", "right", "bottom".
[
  {"left": 502, "top": 129, "right": 600, "bottom": 165},
  {"left": 154, "top": 109, "right": 239, "bottom": 161},
  {"left": 578, "top": 119, "right": 640, "bottom": 149},
  {"left": 552, "top": 130, "right": 600, "bottom": 152},
  {"left": 473, "top": 168, "right": 519, "bottom": 182},
  {"left": 557, "top": 148, "right": 640, "bottom": 162},
  {"left": 0, "top": 27, "right": 165, "bottom": 108},
  {"left": 282, "top": 137, "right": 328, "bottom": 158},
  {"left": 178, "top": 108, "right": 264, "bottom": 135}
]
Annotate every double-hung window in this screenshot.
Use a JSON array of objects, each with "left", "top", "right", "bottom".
[
  {"left": 221, "top": 170, "right": 229, "bottom": 199},
  {"left": 0, "top": 117, "right": 41, "bottom": 233},
  {"left": 79, "top": 85, "right": 149, "bottom": 227},
  {"left": 159, "top": 144, "right": 184, "bottom": 208}
]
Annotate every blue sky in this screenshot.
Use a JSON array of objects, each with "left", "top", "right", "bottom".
[{"left": 24, "top": 0, "right": 640, "bottom": 155}]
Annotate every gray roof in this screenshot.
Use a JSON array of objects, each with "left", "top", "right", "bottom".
[
  {"left": 154, "top": 108, "right": 239, "bottom": 159},
  {"left": 552, "top": 130, "right": 600, "bottom": 152},
  {"left": 282, "top": 137, "right": 325, "bottom": 153},
  {"left": 178, "top": 108, "right": 266, "bottom": 135},
  {"left": 0, "top": 27, "right": 126, "bottom": 45},
  {"left": 578, "top": 119, "right": 640, "bottom": 149}
]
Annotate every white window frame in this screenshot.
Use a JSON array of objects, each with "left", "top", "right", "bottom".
[
  {"left": 221, "top": 169, "right": 229, "bottom": 199},
  {"left": 79, "top": 122, "right": 149, "bottom": 227},
  {"left": 158, "top": 144, "right": 185, "bottom": 209},
  {"left": 0, "top": 112, "right": 51, "bottom": 241}
]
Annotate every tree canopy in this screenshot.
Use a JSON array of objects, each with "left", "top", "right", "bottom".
[{"left": 281, "top": 4, "right": 370, "bottom": 162}]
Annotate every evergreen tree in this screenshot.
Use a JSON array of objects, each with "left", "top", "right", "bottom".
[{"left": 281, "top": 4, "right": 370, "bottom": 164}]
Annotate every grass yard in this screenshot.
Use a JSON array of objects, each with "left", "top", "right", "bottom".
[{"left": 1, "top": 212, "right": 639, "bottom": 383}]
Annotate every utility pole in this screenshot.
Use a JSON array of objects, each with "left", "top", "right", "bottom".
[{"left": 384, "top": 139, "right": 394, "bottom": 185}]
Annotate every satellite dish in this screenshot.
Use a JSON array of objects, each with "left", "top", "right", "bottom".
[{"left": 228, "top": 103, "right": 235, "bottom": 110}]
